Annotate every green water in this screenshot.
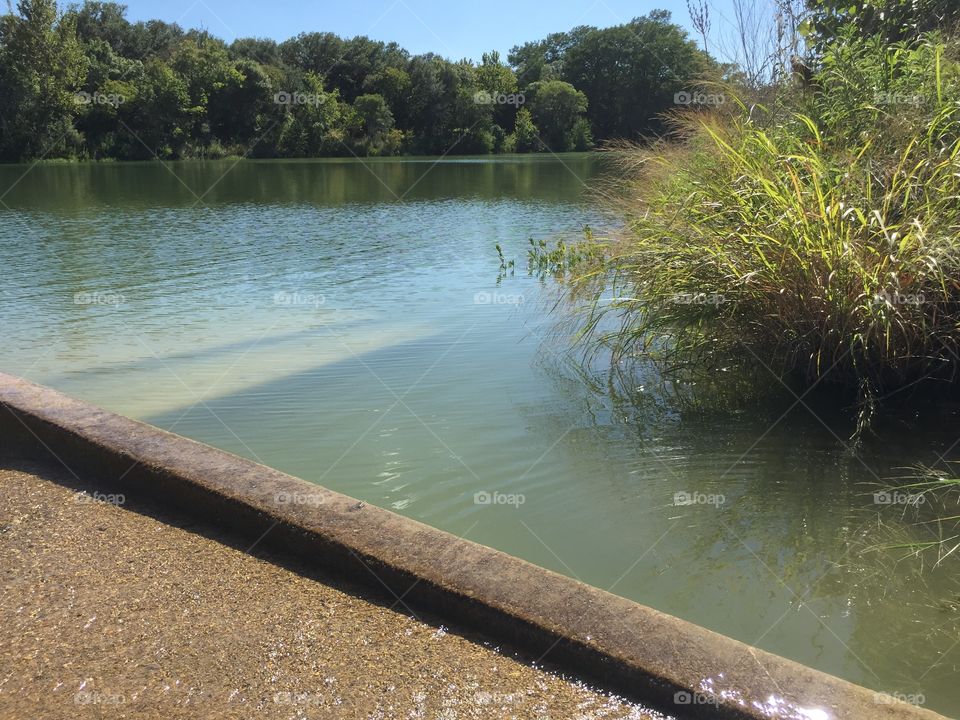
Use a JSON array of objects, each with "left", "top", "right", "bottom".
[{"left": 2, "top": 156, "right": 958, "bottom": 717}]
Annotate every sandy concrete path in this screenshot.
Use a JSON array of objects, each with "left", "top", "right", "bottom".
[{"left": 0, "top": 464, "right": 664, "bottom": 720}]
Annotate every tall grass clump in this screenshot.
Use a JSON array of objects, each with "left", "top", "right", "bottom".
[{"left": 576, "top": 34, "right": 960, "bottom": 411}]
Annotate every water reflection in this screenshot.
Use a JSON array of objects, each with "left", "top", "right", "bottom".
[{"left": 0, "top": 155, "right": 602, "bottom": 210}]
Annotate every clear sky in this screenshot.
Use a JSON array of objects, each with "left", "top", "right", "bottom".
[{"left": 118, "top": 0, "right": 761, "bottom": 64}]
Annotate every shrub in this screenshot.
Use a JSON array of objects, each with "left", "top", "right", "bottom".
[{"left": 573, "top": 34, "right": 960, "bottom": 408}]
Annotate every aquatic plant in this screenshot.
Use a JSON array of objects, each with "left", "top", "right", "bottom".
[
  {"left": 873, "top": 472, "right": 960, "bottom": 567},
  {"left": 526, "top": 229, "right": 605, "bottom": 280}
]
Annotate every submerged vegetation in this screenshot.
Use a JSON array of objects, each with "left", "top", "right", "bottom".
[{"left": 872, "top": 473, "right": 960, "bottom": 569}]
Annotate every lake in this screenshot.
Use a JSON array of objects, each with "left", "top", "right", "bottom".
[{"left": 2, "top": 156, "right": 958, "bottom": 716}]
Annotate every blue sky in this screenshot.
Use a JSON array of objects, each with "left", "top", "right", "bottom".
[{"left": 119, "top": 0, "right": 762, "bottom": 63}]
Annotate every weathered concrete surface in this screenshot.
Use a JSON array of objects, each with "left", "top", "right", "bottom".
[
  {"left": 0, "top": 464, "right": 659, "bottom": 719},
  {"left": 0, "top": 371, "right": 950, "bottom": 720}
]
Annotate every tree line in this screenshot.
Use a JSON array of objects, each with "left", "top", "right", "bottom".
[{"left": 0, "top": 0, "right": 714, "bottom": 161}]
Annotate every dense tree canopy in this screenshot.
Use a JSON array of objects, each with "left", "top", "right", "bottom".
[
  {"left": 803, "top": 0, "right": 960, "bottom": 51},
  {"left": 0, "top": 0, "right": 714, "bottom": 161}
]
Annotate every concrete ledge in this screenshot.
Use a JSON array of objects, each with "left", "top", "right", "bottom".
[{"left": 0, "top": 371, "right": 948, "bottom": 720}]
